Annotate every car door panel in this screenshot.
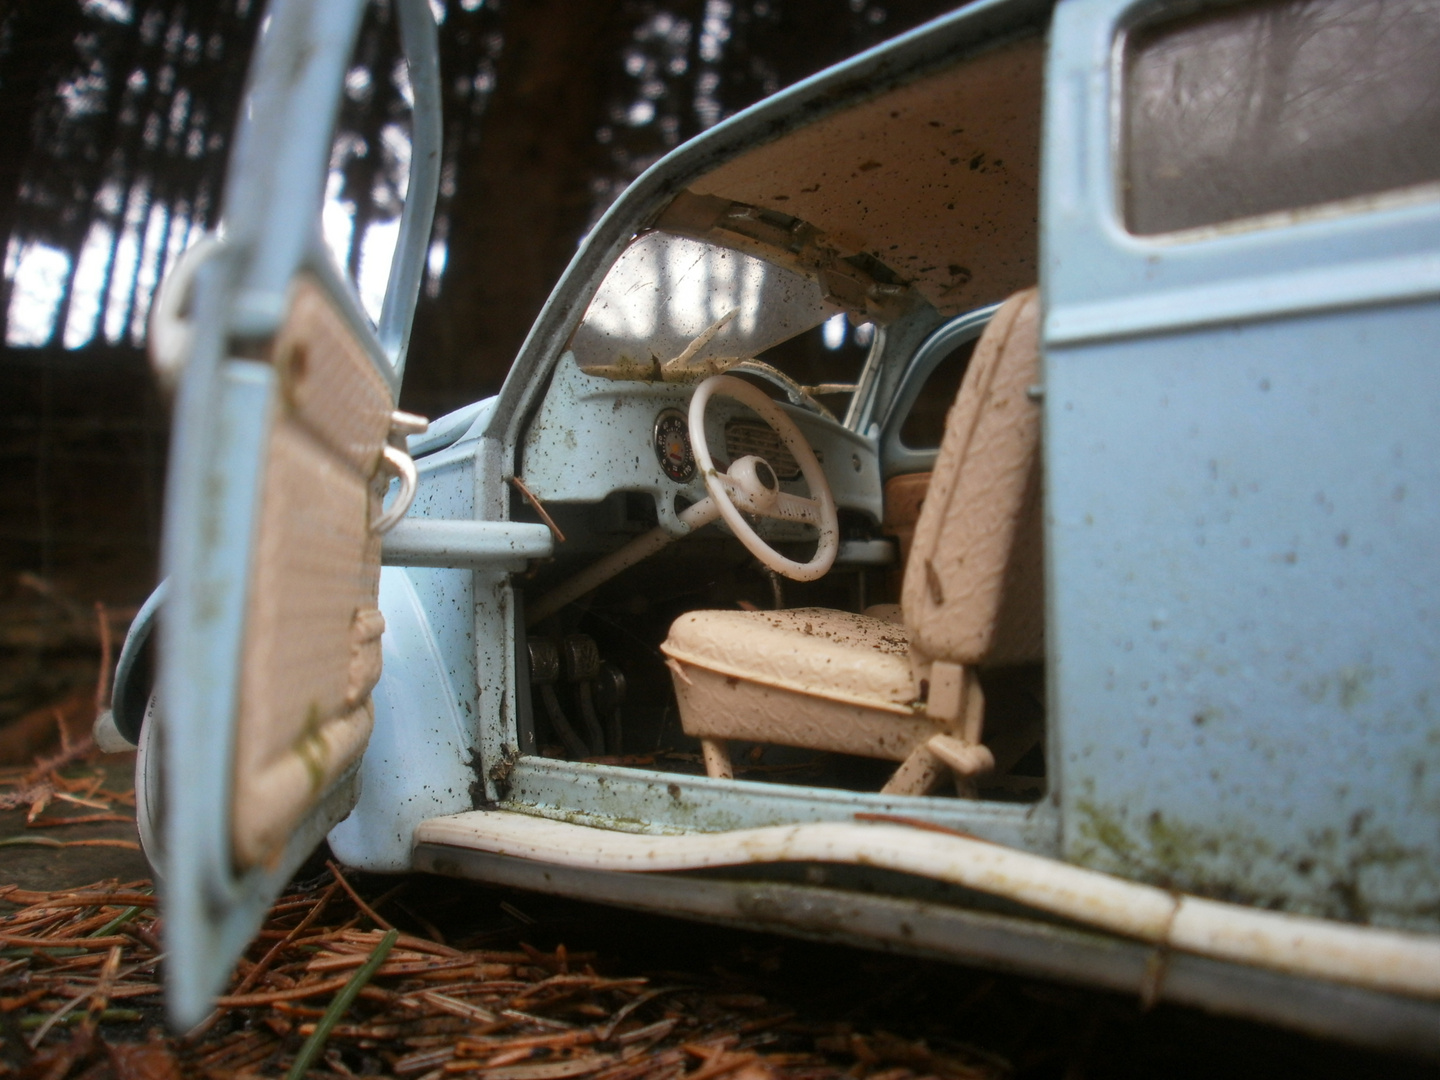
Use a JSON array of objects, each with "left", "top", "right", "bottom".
[
  {"left": 155, "top": 0, "right": 441, "bottom": 1027},
  {"left": 1043, "top": 0, "right": 1440, "bottom": 926},
  {"left": 880, "top": 471, "right": 931, "bottom": 586},
  {"left": 230, "top": 277, "right": 393, "bottom": 869}
]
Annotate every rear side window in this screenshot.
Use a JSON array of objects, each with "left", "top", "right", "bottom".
[{"left": 1123, "top": 0, "right": 1440, "bottom": 236}]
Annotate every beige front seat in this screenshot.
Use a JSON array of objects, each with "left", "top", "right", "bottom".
[{"left": 661, "top": 288, "right": 1044, "bottom": 795}]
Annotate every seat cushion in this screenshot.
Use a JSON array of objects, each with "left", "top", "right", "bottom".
[{"left": 662, "top": 607, "right": 917, "bottom": 712}]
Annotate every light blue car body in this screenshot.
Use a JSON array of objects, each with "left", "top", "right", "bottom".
[{"left": 121, "top": 0, "right": 1440, "bottom": 1051}]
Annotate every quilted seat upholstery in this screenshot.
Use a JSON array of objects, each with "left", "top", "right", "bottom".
[{"left": 661, "top": 287, "right": 1043, "bottom": 793}]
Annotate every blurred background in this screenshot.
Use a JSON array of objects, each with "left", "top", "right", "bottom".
[{"left": 0, "top": 0, "right": 959, "bottom": 750}]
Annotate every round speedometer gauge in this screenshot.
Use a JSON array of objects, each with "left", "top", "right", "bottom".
[{"left": 653, "top": 408, "right": 696, "bottom": 482}]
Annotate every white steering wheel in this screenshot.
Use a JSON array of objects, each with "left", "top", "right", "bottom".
[{"left": 687, "top": 374, "right": 838, "bottom": 582}]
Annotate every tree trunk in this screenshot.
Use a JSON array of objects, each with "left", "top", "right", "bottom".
[{"left": 405, "top": 0, "right": 625, "bottom": 419}]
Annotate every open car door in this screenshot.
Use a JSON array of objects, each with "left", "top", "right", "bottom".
[{"left": 153, "top": 0, "right": 440, "bottom": 1029}]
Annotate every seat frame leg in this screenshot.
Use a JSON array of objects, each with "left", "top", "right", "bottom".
[
  {"left": 880, "top": 744, "right": 949, "bottom": 795},
  {"left": 884, "top": 665, "right": 992, "bottom": 796},
  {"left": 701, "top": 738, "right": 733, "bottom": 780}
]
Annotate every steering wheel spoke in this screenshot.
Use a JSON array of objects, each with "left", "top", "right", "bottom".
[
  {"left": 773, "top": 491, "right": 822, "bottom": 525},
  {"left": 710, "top": 472, "right": 755, "bottom": 511},
  {"left": 688, "top": 375, "right": 839, "bottom": 582}
]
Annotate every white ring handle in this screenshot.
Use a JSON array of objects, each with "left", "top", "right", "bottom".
[
  {"left": 148, "top": 234, "right": 223, "bottom": 392},
  {"left": 371, "top": 444, "right": 419, "bottom": 534}
]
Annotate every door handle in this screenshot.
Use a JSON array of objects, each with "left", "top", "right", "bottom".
[{"left": 371, "top": 410, "right": 428, "bottom": 534}]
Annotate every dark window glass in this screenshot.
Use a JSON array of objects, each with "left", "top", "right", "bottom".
[
  {"left": 900, "top": 337, "right": 976, "bottom": 449},
  {"left": 1124, "top": 0, "right": 1440, "bottom": 236}
]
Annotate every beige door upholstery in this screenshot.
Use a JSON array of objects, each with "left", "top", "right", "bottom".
[
  {"left": 660, "top": 287, "right": 1043, "bottom": 794},
  {"left": 231, "top": 279, "right": 396, "bottom": 869},
  {"left": 880, "top": 470, "right": 930, "bottom": 595}
]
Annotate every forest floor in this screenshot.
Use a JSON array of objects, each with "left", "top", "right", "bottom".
[{"left": 0, "top": 741, "right": 1435, "bottom": 1080}]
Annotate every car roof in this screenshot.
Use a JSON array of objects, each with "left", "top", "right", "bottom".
[{"left": 690, "top": 33, "right": 1043, "bottom": 317}]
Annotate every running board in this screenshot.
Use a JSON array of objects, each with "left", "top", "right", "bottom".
[
  {"left": 412, "top": 839, "right": 1440, "bottom": 1059},
  {"left": 413, "top": 811, "right": 1440, "bottom": 1002}
]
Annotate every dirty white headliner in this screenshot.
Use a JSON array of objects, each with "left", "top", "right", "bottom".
[{"left": 690, "top": 34, "right": 1043, "bottom": 316}]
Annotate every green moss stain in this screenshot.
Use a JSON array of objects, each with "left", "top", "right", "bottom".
[
  {"left": 1074, "top": 799, "right": 1139, "bottom": 866},
  {"left": 1075, "top": 797, "right": 1440, "bottom": 927}
]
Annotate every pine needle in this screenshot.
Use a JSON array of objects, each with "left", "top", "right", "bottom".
[{"left": 285, "top": 927, "right": 399, "bottom": 1080}]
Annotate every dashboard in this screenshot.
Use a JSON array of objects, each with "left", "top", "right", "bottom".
[{"left": 519, "top": 352, "right": 882, "bottom": 543}]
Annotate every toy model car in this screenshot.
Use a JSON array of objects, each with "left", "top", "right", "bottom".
[{"left": 100, "top": 0, "right": 1440, "bottom": 1052}]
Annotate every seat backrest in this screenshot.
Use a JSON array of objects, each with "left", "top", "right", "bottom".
[{"left": 901, "top": 287, "right": 1044, "bottom": 669}]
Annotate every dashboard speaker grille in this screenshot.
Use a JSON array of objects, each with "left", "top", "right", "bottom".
[{"left": 724, "top": 419, "right": 801, "bottom": 480}]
